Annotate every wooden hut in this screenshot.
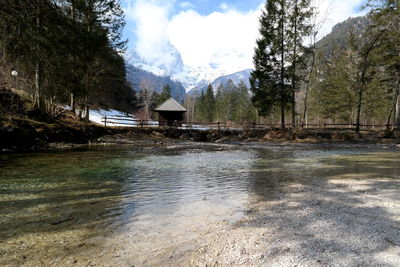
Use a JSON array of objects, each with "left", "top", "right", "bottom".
[{"left": 154, "top": 98, "right": 187, "bottom": 127}]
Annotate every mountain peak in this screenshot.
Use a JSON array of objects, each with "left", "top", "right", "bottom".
[{"left": 188, "top": 68, "right": 252, "bottom": 95}]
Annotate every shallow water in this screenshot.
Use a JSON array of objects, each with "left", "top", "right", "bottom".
[{"left": 1, "top": 144, "right": 400, "bottom": 265}]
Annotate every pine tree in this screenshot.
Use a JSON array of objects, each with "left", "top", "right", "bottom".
[
  {"left": 79, "top": 0, "right": 127, "bottom": 120},
  {"left": 251, "top": 0, "right": 312, "bottom": 128},
  {"left": 203, "top": 85, "right": 215, "bottom": 122},
  {"left": 251, "top": 1, "right": 287, "bottom": 128},
  {"left": 316, "top": 45, "right": 358, "bottom": 124},
  {"left": 366, "top": 0, "right": 400, "bottom": 128},
  {"left": 0, "top": 0, "right": 132, "bottom": 117},
  {"left": 157, "top": 84, "right": 172, "bottom": 105}
]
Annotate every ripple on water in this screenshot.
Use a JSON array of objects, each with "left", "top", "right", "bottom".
[{"left": 1, "top": 144, "right": 400, "bottom": 265}]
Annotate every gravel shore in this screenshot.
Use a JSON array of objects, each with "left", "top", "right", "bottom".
[
  {"left": 81, "top": 174, "right": 400, "bottom": 267},
  {"left": 177, "top": 177, "right": 400, "bottom": 267}
]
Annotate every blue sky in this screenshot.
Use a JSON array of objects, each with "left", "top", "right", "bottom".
[
  {"left": 171, "top": 0, "right": 264, "bottom": 15},
  {"left": 121, "top": 0, "right": 366, "bottom": 79}
]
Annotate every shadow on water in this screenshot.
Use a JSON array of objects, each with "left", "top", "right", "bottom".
[
  {"left": 0, "top": 147, "right": 255, "bottom": 265},
  {"left": 237, "top": 145, "right": 400, "bottom": 265},
  {"left": 0, "top": 150, "right": 139, "bottom": 248}
]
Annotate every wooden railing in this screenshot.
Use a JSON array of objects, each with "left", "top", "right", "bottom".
[
  {"left": 101, "top": 115, "right": 393, "bottom": 131},
  {"left": 101, "top": 115, "right": 158, "bottom": 127}
]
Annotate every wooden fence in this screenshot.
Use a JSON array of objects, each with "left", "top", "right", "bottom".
[
  {"left": 101, "top": 115, "right": 158, "bottom": 127},
  {"left": 101, "top": 115, "right": 393, "bottom": 131}
]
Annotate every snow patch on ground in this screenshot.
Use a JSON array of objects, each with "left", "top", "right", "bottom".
[
  {"left": 89, "top": 109, "right": 126, "bottom": 125},
  {"left": 89, "top": 109, "right": 158, "bottom": 127}
]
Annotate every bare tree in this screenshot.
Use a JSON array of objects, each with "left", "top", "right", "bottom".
[
  {"left": 184, "top": 95, "right": 196, "bottom": 122},
  {"left": 139, "top": 79, "right": 154, "bottom": 120},
  {"left": 302, "top": 0, "right": 330, "bottom": 127}
]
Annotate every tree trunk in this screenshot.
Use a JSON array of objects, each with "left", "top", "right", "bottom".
[
  {"left": 386, "top": 106, "right": 394, "bottom": 130},
  {"left": 291, "top": 0, "right": 298, "bottom": 128},
  {"left": 34, "top": 59, "right": 41, "bottom": 109},
  {"left": 34, "top": 6, "right": 42, "bottom": 109},
  {"left": 71, "top": 93, "right": 75, "bottom": 113},
  {"left": 280, "top": 4, "right": 285, "bottom": 129},
  {"left": 394, "top": 71, "right": 400, "bottom": 129},
  {"left": 85, "top": 96, "right": 89, "bottom": 121},
  {"left": 70, "top": 1, "right": 76, "bottom": 115},
  {"left": 355, "top": 84, "right": 363, "bottom": 133},
  {"left": 303, "top": 43, "right": 316, "bottom": 127}
]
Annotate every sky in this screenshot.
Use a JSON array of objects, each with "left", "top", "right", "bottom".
[{"left": 121, "top": 0, "right": 367, "bottom": 76}]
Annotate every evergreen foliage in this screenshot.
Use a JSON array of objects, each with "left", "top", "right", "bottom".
[
  {"left": 251, "top": 0, "right": 312, "bottom": 128},
  {"left": 295, "top": 2, "right": 399, "bottom": 130},
  {"left": 0, "top": 0, "right": 134, "bottom": 118},
  {"left": 192, "top": 81, "right": 257, "bottom": 124},
  {"left": 155, "top": 84, "right": 172, "bottom": 106}
]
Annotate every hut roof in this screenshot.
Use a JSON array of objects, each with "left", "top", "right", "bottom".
[{"left": 154, "top": 98, "right": 187, "bottom": 112}]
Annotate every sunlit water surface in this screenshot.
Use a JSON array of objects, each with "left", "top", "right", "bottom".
[{"left": 1, "top": 144, "right": 400, "bottom": 264}]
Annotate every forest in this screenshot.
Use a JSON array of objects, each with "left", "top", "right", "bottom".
[
  {"left": 0, "top": 0, "right": 399, "bottom": 132},
  {"left": 0, "top": 0, "right": 136, "bottom": 119},
  {"left": 250, "top": 0, "right": 400, "bottom": 131}
]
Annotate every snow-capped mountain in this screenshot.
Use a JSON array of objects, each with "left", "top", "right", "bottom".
[
  {"left": 125, "top": 45, "right": 252, "bottom": 91},
  {"left": 188, "top": 69, "right": 252, "bottom": 96},
  {"left": 211, "top": 68, "right": 252, "bottom": 89}
]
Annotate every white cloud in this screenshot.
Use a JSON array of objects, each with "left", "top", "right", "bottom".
[
  {"left": 125, "top": 0, "right": 172, "bottom": 61},
  {"left": 168, "top": 7, "right": 262, "bottom": 71},
  {"left": 124, "top": 0, "right": 367, "bottom": 82}
]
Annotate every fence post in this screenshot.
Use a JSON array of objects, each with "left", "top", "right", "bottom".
[
  {"left": 218, "top": 122, "right": 221, "bottom": 130},
  {"left": 140, "top": 119, "right": 143, "bottom": 128},
  {"left": 104, "top": 115, "right": 107, "bottom": 127}
]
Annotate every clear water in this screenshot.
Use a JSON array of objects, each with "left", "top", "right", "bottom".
[{"left": 1, "top": 144, "right": 400, "bottom": 264}]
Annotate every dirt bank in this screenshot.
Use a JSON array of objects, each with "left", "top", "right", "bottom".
[
  {"left": 2, "top": 88, "right": 400, "bottom": 152},
  {"left": 99, "top": 127, "right": 400, "bottom": 147},
  {"left": 0, "top": 88, "right": 130, "bottom": 152}
]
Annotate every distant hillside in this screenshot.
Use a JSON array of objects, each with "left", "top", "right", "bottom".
[
  {"left": 125, "top": 64, "right": 186, "bottom": 102},
  {"left": 188, "top": 69, "right": 252, "bottom": 96},
  {"left": 316, "top": 16, "right": 370, "bottom": 57}
]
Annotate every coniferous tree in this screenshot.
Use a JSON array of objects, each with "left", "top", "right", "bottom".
[
  {"left": 0, "top": 0, "right": 132, "bottom": 117},
  {"left": 366, "top": 0, "right": 400, "bottom": 128},
  {"left": 203, "top": 85, "right": 215, "bottom": 122},
  {"left": 251, "top": 0, "right": 288, "bottom": 128},
  {"left": 251, "top": 0, "right": 312, "bottom": 128},
  {"left": 156, "top": 84, "right": 172, "bottom": 106}
]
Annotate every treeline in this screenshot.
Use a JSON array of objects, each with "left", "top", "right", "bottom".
[
  {"left": 183, "top": 80, "right": 257, "bottom": 124},
  {"left": 251, "top": 0, "right": 400, "bottom": 131},
  {"left": 0, "top": 0, "right": 136, "bottom": 119}
]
